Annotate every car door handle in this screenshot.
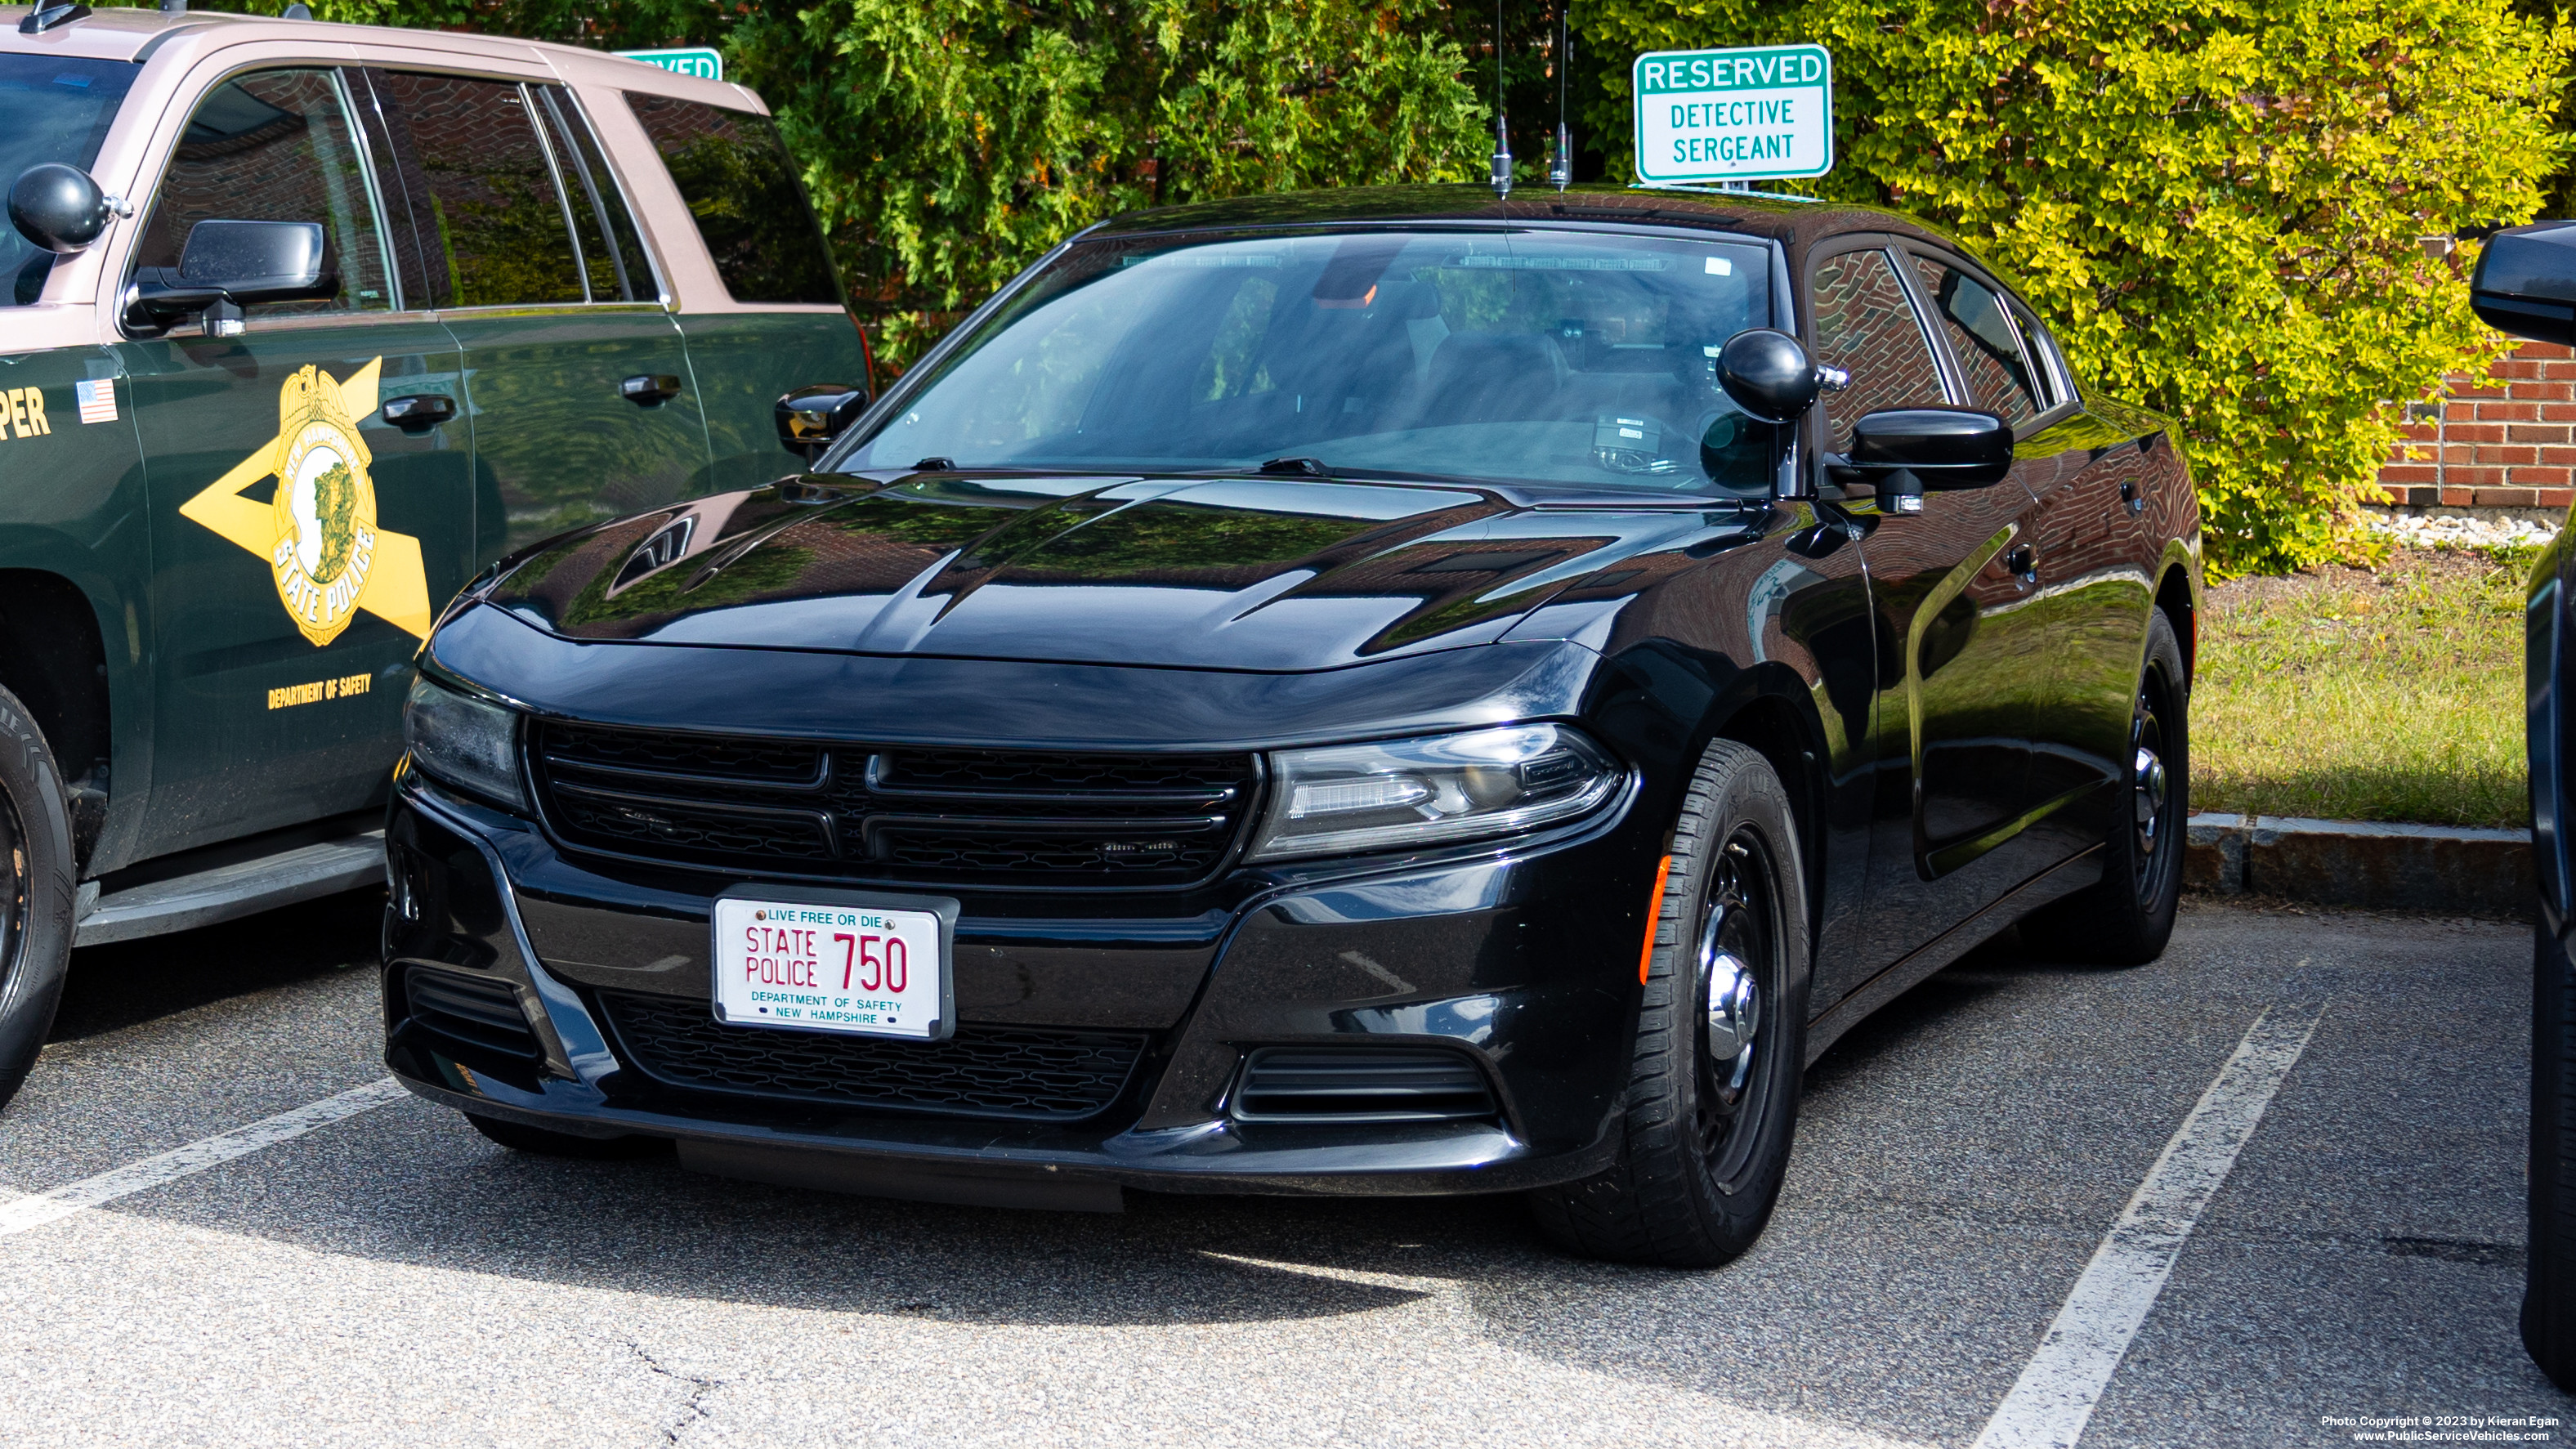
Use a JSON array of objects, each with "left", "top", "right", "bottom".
[
  {"left": 621, "top": 373, "right": 683, "bottom": 408},
  {"left": 380, "top": 393, "right": 455, "bottom": 434},
  {"left": 2005, "top": 543, "right": 2037, "bottom": 584}
]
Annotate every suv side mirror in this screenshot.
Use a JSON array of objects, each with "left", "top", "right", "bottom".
[
  {"left": 2473, "top": 221, "right": 2576, "bottom": 345},
  {"left": 8, "top": 163, "right": 114, "bottom": 254},
  {"left": 775, "top": 382, "right": 870, "bottom": 462},
  {"left": 1829, "top": 408, "right": 2015, "bottom": 514},
  {"left": 123, "top": 219, "right": 337, "bottom": 336}
]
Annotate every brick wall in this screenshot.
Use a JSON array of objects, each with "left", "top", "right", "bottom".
[{"left": 2382, "top": 339, "right": 2576, "bottom": 509}]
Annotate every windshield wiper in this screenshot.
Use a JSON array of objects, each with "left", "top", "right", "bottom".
[{"left": 1258, "top": 456, "right": 1330, "bottom": 476}]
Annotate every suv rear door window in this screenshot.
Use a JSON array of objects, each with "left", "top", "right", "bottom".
[
  {"left": 2, "top": 55, "right": 138, "bottom": 306},
  {"left": 364, "top": 73, "right": 584, "bottom": 308},
  {"left": 128, "top": 69, "right": 395, "bottom": 318},
  {"left": 533, "top": 87, "right": 656, "bottom": 303},
  {"left": 625, "top": 94, "right": 839, "bottom": 305}
]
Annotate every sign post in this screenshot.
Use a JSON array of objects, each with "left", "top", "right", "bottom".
[
  {"left": 615, "top": 47, "right": 723, "bottom": 83},
  {"left": 1632, "top": 45, "right": 1832, "bottom": 188}
]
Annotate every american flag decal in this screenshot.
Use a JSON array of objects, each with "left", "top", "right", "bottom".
[{"left": 74, "top": 379, "right": 114, "bottom": 425}]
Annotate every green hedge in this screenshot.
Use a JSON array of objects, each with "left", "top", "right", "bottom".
[{"left": 1581, "top": 0, "right": 2571, "bottom": 575}]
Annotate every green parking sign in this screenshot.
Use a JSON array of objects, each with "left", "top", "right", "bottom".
[
  {"left": 1632, "top": 44, "right": 1833, "bottom": 186},
  {"left": 615, "top": 47, "right": 722, "bottom": 83}
]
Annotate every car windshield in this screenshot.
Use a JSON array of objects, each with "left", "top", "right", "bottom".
[
  {"left": 1, "top": 53, "right": 137, "bottom": 307},
  {"left": 840, "top": 226, "right": 1779, "bottom": 493}
]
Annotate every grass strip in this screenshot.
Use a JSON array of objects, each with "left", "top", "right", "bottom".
[{"left": 2191, "top": 547, "right": 2528, "bottom": 829}]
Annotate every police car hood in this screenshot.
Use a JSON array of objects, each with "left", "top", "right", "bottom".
[{"left": 480, "top": 472, "right": 1744, "bottom": 671}]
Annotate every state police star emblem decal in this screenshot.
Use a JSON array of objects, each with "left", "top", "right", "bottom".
[{"left": 180, "top": 358, "right": 434, "bottom": 648}]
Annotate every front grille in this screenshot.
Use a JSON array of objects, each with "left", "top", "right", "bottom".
[
  {"left": 404, "top": 968, "right": 542, "bottom": 1059},
  {"left": 530, "top": 721, "right": 1257, "bottom": 887},
  {"left": 1231, "top": 1047, "right": 1497, "bottom": 1123},
  {"left": 597, "top": 991, "right": 1149, "bottom": 1122}
]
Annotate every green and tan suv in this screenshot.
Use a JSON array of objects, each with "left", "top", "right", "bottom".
[{"left": 0, "top": 2, "right": 872, "bottom": 1107}]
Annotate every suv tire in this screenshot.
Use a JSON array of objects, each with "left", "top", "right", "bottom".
[
  {"left": 0, "top": 686, "right": 74, "bottom": 1115},
  {"left": 2019, "top": 610, "right": 2189, "bottom": 965},
  {"left": 1528, "top": 738, "right": 1810, "bottom": 1268}
]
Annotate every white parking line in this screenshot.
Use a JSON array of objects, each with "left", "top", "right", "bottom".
[
  {"left": 0, "top": 1077, "right": 409, "bottom": 1239},
  {"left": 1970, "top": 1000, "right": 2326, "bottom": 1449}
]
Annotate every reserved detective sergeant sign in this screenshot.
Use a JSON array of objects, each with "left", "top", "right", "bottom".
[{"left": 1633, "top": 44, "right": 1834, "bottom": 186}]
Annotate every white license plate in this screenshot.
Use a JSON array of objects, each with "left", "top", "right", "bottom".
[{"left": 710, "top": 889, "right": 956, "bottom": 1040}]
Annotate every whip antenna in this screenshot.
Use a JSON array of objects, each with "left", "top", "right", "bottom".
[
  {"left": 1488, "top": 0, "right": 1513, "bottom": 198},
  {"left": 1549, "top": 1, "right": 1572, "bottom": 190}
]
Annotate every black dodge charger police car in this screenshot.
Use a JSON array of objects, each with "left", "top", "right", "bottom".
[{"left": 382, "top": 186, "right": 2201, "bottom": 1264}]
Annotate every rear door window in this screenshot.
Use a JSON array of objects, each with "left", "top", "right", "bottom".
[
  {"left": 625, "top": 94, "right": 840, "bottom": 305},
  {"left": 128, "top": 69, "right": 396, "bottom": 319},
  {"left": 2008, "top": 296, "right": 2073, "bottom": 407},
  {"left": 363, "top": 73, "right": 584, "bottom": 309},
  {"left": 1911, "top": 255, "right": 2042, "bottom": 427},
  {"left": 532, "top": 87, "right": 657, "bottom": 303}
]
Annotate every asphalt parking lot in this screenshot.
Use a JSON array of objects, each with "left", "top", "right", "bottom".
[{"left": 0, "top": 893, "right": 2558, "bottom": 1447}]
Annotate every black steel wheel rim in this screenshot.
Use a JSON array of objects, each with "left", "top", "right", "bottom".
[
  {"left": 2131, "top": 668, "right": 2176, "bottom": 902},
  {"left": 1694, "top": 825, "right": 1779, "bottom": 1183}
]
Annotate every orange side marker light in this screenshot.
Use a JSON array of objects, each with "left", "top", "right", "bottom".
[{"left": 1639, "top": 854, "right": 1673, "bottom": 985}]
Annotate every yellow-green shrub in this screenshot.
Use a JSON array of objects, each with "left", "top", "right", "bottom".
[{"left": 1581, "top": 0, "right": 2571, "bottom": 575}]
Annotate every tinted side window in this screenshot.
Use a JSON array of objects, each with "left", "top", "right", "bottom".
[
  {"left": 347, "top": 69, "right": 444, "bottom": 311},
  {"left": 1913, "top": 256, "right": 2040, "bottom": 426},
  {"left": 1809, "top": 248, "right": 1948, "bottom": 453},
  {"left": 625, "top": 94, "right": 839, "bottom": 305},
  {"left": 2008, "top": 297, "right": 2069, "bottom": 407},
  {"left": 369, "top": 73, "right": 583, "bottom": 308},
  {"left": 131, "top": 69, "right": 393, "bottom": 317},
  {"left": 535, "top": 87, "right": 655, "bottom": 302}
]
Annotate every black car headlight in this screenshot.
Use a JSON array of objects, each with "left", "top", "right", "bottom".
[
  {"left": 1248, "top": 724, "right": 1622, "bottom": 862},
  {"left": 404, "top": 675, "right": 526, "bottom": 810}
]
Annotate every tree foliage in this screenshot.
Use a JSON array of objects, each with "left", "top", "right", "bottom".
[
  {"left": 1581, "top": 0, "right": 2571, "bottom": 575},
  {"left": 727, "top": 2, "right": 1490, "bottom": 364}
]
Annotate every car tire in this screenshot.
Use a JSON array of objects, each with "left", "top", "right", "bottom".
[
  {"left": 2018, "top": 610, "right": 2189, "bottom": 966},
  {"left": 1527, "top": 738, "right": 1810, "bottom": 1268},
  {"left": 462, "top": 1110, "right": 668, "bottom": 1160},
  {"left": 0, "top": 686, "right": 74, "bottom": 1117},
  {"left": 2528, "top": 922, "right": 2576, "bottom": 1390}
]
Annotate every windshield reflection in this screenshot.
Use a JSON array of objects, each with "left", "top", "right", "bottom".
[
  {"left": 842, "top": 228, "right": 1780, "bottom": 493},
  {"left": 1, "top": 56, "right": 138, "bottom": 306}
]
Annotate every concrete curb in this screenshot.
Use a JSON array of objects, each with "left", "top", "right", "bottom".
[{"left": 2185, "top": 812, "right": 2533, "bottom": 917}]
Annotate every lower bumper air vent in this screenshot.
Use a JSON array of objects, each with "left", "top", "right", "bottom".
[
  {"left": 1231, "top": 1047, "right": 1497, "bottom": 1124},
  {"left": 404, "top": 968, "right": 542, "bottom": 1058},
  {"left": 595, "top": 991, "right": 1149, "bottom": 1123}
]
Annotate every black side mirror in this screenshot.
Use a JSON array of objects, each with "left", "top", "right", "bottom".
[
  {"left": 1716, "top": 329, "right": 1826, "bottom": 423},
  {"left": 8, "top": 163, "right": 113, "bottom": 254},
  {"left": 2473, "top": 221, "right": 2576, "bottom": 345},
  {"left": 1830, "top": 408, "right": 2015, "bottom": 513},
  {"left": 776, "top": 382, "right": 870, "bottom": 462},
  {"left": 123, "top": 219, "right": 336, "bottom": 336}
]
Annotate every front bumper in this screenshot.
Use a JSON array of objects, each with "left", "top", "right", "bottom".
[{"left": 382, "top": 764, "right": 1657, "bottom": 1198}]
